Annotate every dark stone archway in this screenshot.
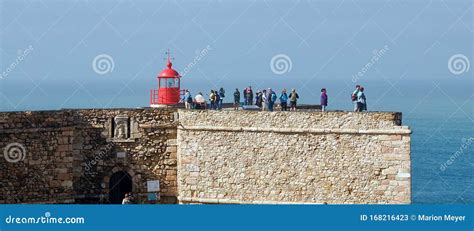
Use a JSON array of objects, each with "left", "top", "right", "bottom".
[{"left": 108, "top": 171, "right": 132, "bottom": 204}]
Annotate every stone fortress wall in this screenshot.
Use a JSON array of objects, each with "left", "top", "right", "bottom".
[
  {"left": 0, "top": 108, "right": 411, "bottom": 204},
  {"left": 177, "top": 110, "right": 411, "bottom": 204},
  {"left": 0, "top": 109, "right": 178, "bottom": 204}
]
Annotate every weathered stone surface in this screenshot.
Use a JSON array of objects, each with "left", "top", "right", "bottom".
[
  {"left": 0, "top": 108, "right": 178, "bottom": 204},
  {"left": 177, "top": 110, "right": 411, "bottom": 204}
]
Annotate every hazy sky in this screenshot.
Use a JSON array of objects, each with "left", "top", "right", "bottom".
[{"left": 0, "top": 0, "right": 472, "bottom": 113}]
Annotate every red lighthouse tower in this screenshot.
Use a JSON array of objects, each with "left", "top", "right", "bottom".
[{"left": 150, "top": 50, "right": 182, "bottom": 107}]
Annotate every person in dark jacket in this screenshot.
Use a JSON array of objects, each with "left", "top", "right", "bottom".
[
  {"left": 279, "top": 89, "right": 288, "bottom": 111},
  {"left": 255, "top": 91, "right": 263, "bottom": 108},
  {"left": 233, "top": 88, "right": 240, "bottom": 110},
  {"left": 320, "top": 88, "right": 328, "bottom": 112},
  {"left": 218, "top": 87, "right": 225, "bottom": 110}
]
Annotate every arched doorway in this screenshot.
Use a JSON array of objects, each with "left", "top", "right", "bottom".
[{"left": 108, "top": 171, "right": 132, "bottom": 204}]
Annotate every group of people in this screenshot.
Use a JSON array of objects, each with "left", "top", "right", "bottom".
[
  {"left": 183, "top": 88, "right": 226, "bottom": 110},
  {"left": 183, "top": 87, "right": 301, "bottom": 111},
  {"left": 182, "top": 84, "right": 367, "bottom": 112},
  {"left": 238, "top": 87, "right": 300, "bottom": 111},
  {"left": 208, "top": 88, "right": 226, "bottom": 110}
]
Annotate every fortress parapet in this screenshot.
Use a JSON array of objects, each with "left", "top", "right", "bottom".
[
  {"left": 177, "top": 110, "right": 411, "bottom": 204},
  {"left": 0, "top": 108, "right": 410, "bottom": 204}
]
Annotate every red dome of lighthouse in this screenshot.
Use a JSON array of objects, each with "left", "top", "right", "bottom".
[{"left": 158, "top": 60, "right": 180, "bottom": 78}]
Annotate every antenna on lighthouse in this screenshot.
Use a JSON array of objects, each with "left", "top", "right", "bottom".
[
  {"left": 165, "top": 49, "right": 174, "bottom": 63},
  {"left": 164, "top": 49, "right": 175, "bottom": 69}
]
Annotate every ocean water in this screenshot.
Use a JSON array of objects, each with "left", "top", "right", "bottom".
[{"left": 407, "top": 107, "right": 474, "bottom": 204}]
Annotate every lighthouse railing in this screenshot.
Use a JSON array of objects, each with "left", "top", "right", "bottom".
[{"left": 150, "top": 89, "right": 159, "bottom": 105}]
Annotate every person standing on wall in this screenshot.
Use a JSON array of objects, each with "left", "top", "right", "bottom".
[
  {"left": 256, "top": 90, "right": 263, "bottom": 108},
  {"left": 279, "top": 88, "right": 288, "bottom": 111},
  {"left": 218, "top": 87, "right": 225, "bottom": 110},
  {"left": 215, "top": 90, "right": 221, "bottom": 110},
  {"left": 261, "top": 89, "right": 267, "bottom": 111},
  {"left": 233, "top": 88, "right": 240, "bottom": 110},
  {"left": 209, "top": 90, "right": 216, "bottom": 110},
  {"left": 352, "top": 85, "right": 360, "bottom": 112},
  {"left": 321, "top": 88, "right": 328, "bottom": 112},
  {"left": 248, "top": 86, "right": 254, "bottom": 105},
  {"left": 356, "top": 87, "right": 367, "bottom": 112},
  {"left": 183, "top": 90, "right": 193, "bottom": 109},
  {"left": 243, "top": 87, "right": 247, "bottom": 105},
  {"left": 195, "top": 92, "right": 206, "bottom": 109},
  {"left": 268, "top": 88, "right": 277, "bottom": 112},
  {"left": 289, "top": 88, "right": 299, "bottom": 111}
]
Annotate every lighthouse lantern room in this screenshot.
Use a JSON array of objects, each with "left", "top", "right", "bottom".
[{"left": 150, "top": 50, "right": 183, "bottom": 107}]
